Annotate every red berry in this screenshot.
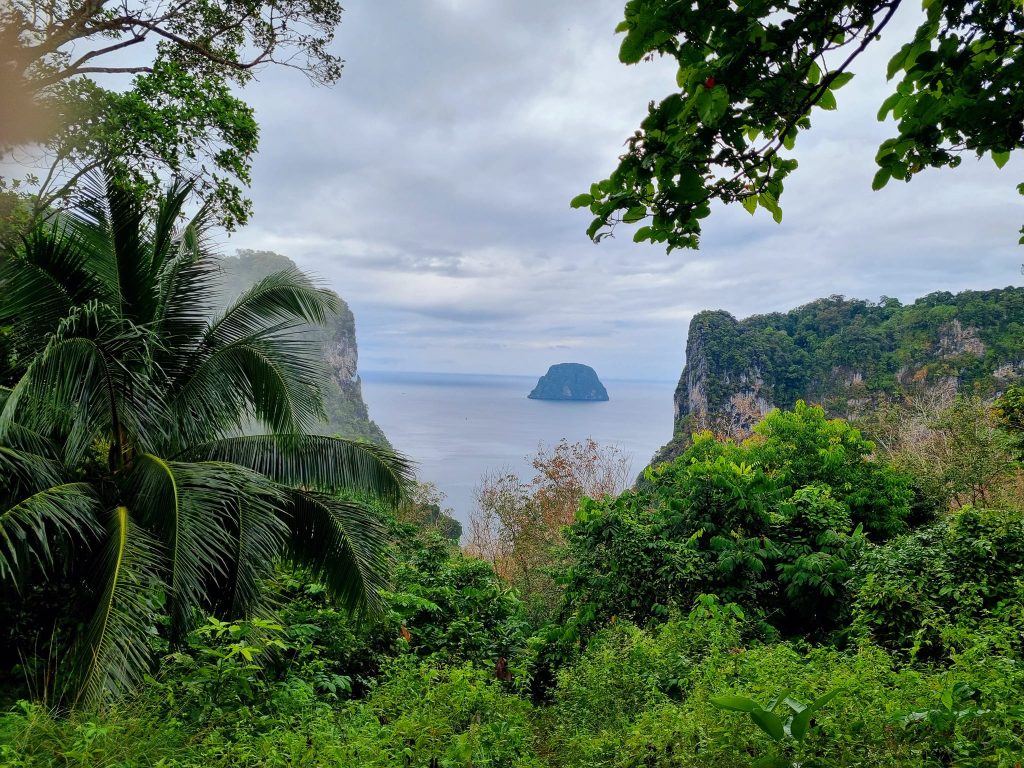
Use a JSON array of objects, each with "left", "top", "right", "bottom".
[{"left": 705, "top": 76, "right": 716, "bottom": 89}]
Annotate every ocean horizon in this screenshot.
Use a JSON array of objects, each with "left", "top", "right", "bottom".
[{"left": 360, "top": 370, "right": 676, "bottom": 525}]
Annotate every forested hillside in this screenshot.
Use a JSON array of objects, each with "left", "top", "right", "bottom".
[{"left": 658, "top": 287, "right": 1024, "bottom": 459}]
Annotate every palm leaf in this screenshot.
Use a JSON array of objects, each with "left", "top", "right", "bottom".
[
  {"left": 284, "top": 490, "right": 392, "bottom": 615},
  {"left": 0, "top": 481, "right": 99, "bottom": 583},
  {"left": 130, "top": 454, "right": 235, "bottom": 635},
  {"left": 0, "top": 233, "right": 76, "bottom": 350},
  {"left": 205, "top": 268, "right": 340, "bottom": 345},
  {"left": 182, "top": 434, "right": 414, "bottom": 503},
  {"left": 168, "top": 329, "right": 328, "bottom": 442},
  {"left": 75, "top": 506, "right": 164, "bottom": 708}
]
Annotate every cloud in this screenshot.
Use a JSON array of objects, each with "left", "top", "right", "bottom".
[{"left": 226, "top": 0, "right": 1022, "bottom": 382}]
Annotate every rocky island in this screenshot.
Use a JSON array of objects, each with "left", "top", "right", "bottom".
[{"left": 528, "top": 363, "right": 609, "bottom": 401}]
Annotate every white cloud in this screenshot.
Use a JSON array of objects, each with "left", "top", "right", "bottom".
[{"left": 225, "top": 0, "right": 1022, "bottom": 382}]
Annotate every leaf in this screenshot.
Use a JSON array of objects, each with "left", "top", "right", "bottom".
[
  {"left": 742, "top": 196, "right": 758, "bottom": 215},
  {"left": 992, "top": 151, "right": 1010, "bottom": 169},
  {"left": 829, "top": 72, "right": 854, "bottom": 89},
  {"left": 791, "top": 688, "right": 844, "bottom": 740},
  {"left": 623, "top": 206, "right": 648, "bottom": 223},
  {"left": 181, "top": 434, "right": 413, "bottom": 505},
  {"left": 877, "top": 93, "right": 901, "bottom": 121},
  {"left": 285, "top": 490, "right": 393, "bottom": 615},
  {"left": 76, "top": 506, "right": 165, "bottom": 708},
  {"left": 817, "top": 89, "right": 837, "bottom": 110},
  {"left": 711, "top": 694, "right": 760, "bottom": 712},
  {"left": 872, "top": 167, "right": 892, "bottom": 191},
  {"left": 750, "top": 707, "right": 786, "bottom": 741},
  {"left": 570, "top": 193, "right": 594, "bottom": 208}
]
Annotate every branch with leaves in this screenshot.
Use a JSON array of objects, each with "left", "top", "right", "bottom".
[{"left": 575, "top": 0, "right": 1024, "bottom": 251}]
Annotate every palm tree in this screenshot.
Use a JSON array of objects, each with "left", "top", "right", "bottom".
[{"left": 0, "top": 173, "right": 413, "bottom": 707}]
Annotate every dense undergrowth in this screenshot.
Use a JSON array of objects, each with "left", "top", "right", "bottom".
[{"left": 5, "top": 449, "right": 1024, "bottom": 766}]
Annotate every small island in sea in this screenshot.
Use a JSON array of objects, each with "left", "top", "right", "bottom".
[{"left": 528, "top": 363, "right": 609, "bottom": 401}]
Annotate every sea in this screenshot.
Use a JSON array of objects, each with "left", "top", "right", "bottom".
[{"left": 360, "top": 371, "right": 677, "bottom": 524}]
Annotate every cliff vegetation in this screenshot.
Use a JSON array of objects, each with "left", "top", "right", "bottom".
[{"left": 660, "top": 287, "right": 1024, "bottom": 460}]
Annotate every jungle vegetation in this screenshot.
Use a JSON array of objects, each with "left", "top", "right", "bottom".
[{"left": 3, "top": 0, "right": 1024, "bottom": 765}]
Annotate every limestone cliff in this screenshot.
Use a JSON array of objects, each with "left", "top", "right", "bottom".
[
  {"left": 220, "top": 250, "right": 389, "bottom": 446},
  {"left": 655, "top": 288, "right": 1024, "bottom": 462}
]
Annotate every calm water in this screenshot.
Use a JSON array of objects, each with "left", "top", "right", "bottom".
[{"left": 360, "top": 371, "right": 676, "bottom": 524}]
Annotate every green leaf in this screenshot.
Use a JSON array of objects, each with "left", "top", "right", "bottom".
[
  {"left": 872, "top": 167, "right": 892, "bottom": 191},
  {"left": 829, "top": 72, "right": 854, "bottom": 89},
  {"left": 570, "top": 193, "right": 594, "bottom": 208},
  {"left": 711, "top": 694, "right": 760, "bottom": 712},
  {"left": 623, "top": 206, "right": 648, "bottom": 223},
  {"left": 992, "top": 151, "right": 1010, "bottom": 169},
  {"left": 791, "top": 688, "right": 844, "bottom": 741},
  {"left": 817, "top": 89, "right": 837, "bottom": 110},
  {"left": 877, "top": 93, "right": 901, "bottom": 121},
  {"left": 633, "top": 226, "right": 654, "bottom": 242},
  {"left": 742, "top": 196, "right": 758, "bottom": 215},
  {"left": 698, "top": 86, "right": 730, "bottom": 124},
  {"left": 750, "top": 707, "right": 786, "bottom": 741}
]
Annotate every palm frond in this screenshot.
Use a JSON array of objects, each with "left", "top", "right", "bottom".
[
  {"left": 0, "top": 336, "right": 110, "bottom": 461},
  {"left": 64, "top": 169, "right": 159, "bottom": 320},
  {"left": 150, "top": 178, "right": 196, "bottom": 271},
  {"left": 75, "top": 506, "right": 164, "bottom": 708},
  {"left": 205, "top": 268, "right": 340, "bottom": 345},
  {"left": 0, "top": 233, "right": 75, "bottom": 349},
  {"left": 130, "top": 454, "right": 236, "bottom": 635},
  {"left": 168, "top": 329, "right": 327, "bottom": 442},
  {"left": 152, "top": 215, "right": 220, "bottom": 380},
  {"left": 284, "top": 490, "right": 392, "bottom": 615},
  {"left": 218, "top": 463, "right": 291, "bottom": 618},
  {"left": 0, "top": 481, "right": 100, "bottom": 583},
  {"left": 182, "top": 434, "right": 414, "bottom": 504}
]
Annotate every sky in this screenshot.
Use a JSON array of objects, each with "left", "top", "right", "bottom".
[{"left": 220, "top": 1, "right": 1021, "bottom": 381}]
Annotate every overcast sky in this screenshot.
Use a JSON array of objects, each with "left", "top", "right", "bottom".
[{"left": 227, "top": 0, "right": 1023, "bottom": 382}]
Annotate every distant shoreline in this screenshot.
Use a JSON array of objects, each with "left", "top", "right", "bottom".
[{"left": 361, "top": 369, "right": 677, "bottom": 386}]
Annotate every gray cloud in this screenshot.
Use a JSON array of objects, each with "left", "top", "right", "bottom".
[{"left": 228, "top": 0, "right": 1023, "bottom": 383}]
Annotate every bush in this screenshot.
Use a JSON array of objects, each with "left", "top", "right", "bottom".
[
  {"left": 853, "top": 506, "right": 1024, "bottom": 658},
  {"left": 560, "top": 403, "right": 912, "bottom": 642}
]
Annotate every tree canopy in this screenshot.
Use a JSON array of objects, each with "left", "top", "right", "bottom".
[
  {"left": 0, "top": 171, "right": 411, "bottom": 706},
  {"left": 0, "top": 0, "right": 345, "bottom": 228},
  {"left": 572, "top": 0, "right": 1024, "bottom": 251}
]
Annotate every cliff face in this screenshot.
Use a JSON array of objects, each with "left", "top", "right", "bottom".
[
  {"left": 656, "top": 288, "right": 1024, "bottom": 461},
  {"left": 220, "top": 250, "right": 389, "bottom": 445}
]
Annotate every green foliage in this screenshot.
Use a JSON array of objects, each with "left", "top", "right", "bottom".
[
  {"left": 852, "top": 506, "right": 1024, "bottom": 659},
  {"left": 0, "top": 173, "right": 412, "bottom": 706},
  {"left": 542, "top": 603, "right": 1024, "bottom": 767},
  {"left": 561, "top": 403, "right": 910, "bottom": 641},
  {"left": 684, "top": 290, "right": 1024, "bottom": 430},
  {"left": 994, "top": 383, "right": 1024, "bottom": 460},
  {"left": 2, "top": 0, "right": 346, "bottom": 227},
  {"left": 388, "top": 529, "right": 529, "bottom": 667},
  {"left": 579, "top": 0, "right": 1024, "bottom": 249},
  {"left": 711, "top": 687, "right": 843, "bottom": 767},
  {"left": 334, "top": 657, "right": 543, "bottom": 768}
]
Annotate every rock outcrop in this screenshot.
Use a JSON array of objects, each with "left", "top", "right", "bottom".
[
  {"left": 529, "top": 363, "right": 609, "bottom": 401},
  {"left": 654, "top": 288, "right": 1024, "bottom": 462}
]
